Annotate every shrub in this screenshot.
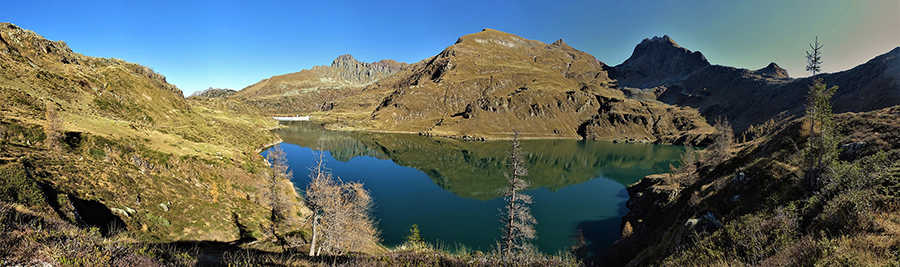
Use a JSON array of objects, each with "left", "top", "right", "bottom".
[{"left": 0, "top": 163, "right": 44, "bottom": 206}]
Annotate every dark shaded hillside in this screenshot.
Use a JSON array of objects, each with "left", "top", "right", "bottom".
[
  {"left": 611, "top": 35, "right": 711, "bottom": 89},
  {"left": 611, "top": 35, "right": 900, "bottom": 132}
]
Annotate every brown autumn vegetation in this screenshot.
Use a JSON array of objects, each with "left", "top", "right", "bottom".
[{"left": 605, "top": 106, "right": 900, "bottom": 267}]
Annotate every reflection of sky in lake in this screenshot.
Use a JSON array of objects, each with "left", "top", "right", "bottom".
[{"left": 267, "top": 123, "right": 684, "bottom": 254}]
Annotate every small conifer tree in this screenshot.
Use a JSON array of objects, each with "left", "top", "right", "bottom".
[{"left": 804, "top": 37, "right": 840, "bottom": 191}]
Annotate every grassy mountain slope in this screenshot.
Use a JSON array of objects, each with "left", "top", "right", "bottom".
[
  {"left": 334, "top": 29, "right": 713, "bottom": 143},
  {"left": 0, "top": 22, "right": 306, "bottom": 246},
  {"left": 601, "top": 106, "right": 900, "bottom": 266}
]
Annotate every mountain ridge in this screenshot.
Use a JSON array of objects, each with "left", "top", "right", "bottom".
[
  {"left": 233, "top": 53, "right": 408, "bottom": 115},
  {"left": 352, "top": 29, "right": 712, "bottom": 143}
]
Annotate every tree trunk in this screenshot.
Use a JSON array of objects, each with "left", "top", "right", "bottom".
[{"left": 309, "top": 213, "right": 319, "bottom": 257}]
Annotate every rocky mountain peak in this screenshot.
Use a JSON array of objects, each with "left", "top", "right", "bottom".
[
  {"left": 329, "top": 54, "right": 405, "bottom": 78},
  {"left": 1, "top": 22, "right": 77, "bottom": 63},
  {"left": 552, "top": 39, "right": 567, "bottom": 46},
  {"left": 757, "top": 62, "right": 789, "bottom": 79},
  {"left": 551, "top": 39, "right": 576, "bottom": 51},
  {"left": 190, "top": 87, "right": 237, "bottom": 98},
  {"left": 331, "top": 54, "right": 359, "bottom": 67},
  {"left": 644, "top": 35, "right": 680, "bottom": 48},
  {"left": 612, "top": 35, "right": 710, "bottom": 88},
  {"left": 452, "top": 28, "right": 541, "bottom": 50}
]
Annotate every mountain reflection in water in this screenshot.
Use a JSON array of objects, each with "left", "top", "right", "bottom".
[
  {"left": 275, "top": 123, "right": 684, "bottom": 200},
  {"left": 270, "top": 122, "right": 685, "bottom": 254}
]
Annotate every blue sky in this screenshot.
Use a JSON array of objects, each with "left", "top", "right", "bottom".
[{"left": 2, "top": 0, "right": 897, "bottom": 96}]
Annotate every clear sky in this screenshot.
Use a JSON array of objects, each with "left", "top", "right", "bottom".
[{"left": 2, "top": 0, "right": 897, "bottom": 96}]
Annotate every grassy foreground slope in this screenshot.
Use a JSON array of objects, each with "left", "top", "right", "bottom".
[
  {"left": 602, "top": 106, "right": 900, "bottom": 266},
  {"left": 0, "top": 21, "right": 307, "bottom": 250}
]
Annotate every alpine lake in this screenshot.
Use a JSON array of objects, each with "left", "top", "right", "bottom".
[{"left": 263, "top": 122, "right": 686, "bottom": 255}]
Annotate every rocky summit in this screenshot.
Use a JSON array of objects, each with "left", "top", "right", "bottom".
[
  {"left": 234, "top": 54, "right": 407, "bottom": 115},
  {"left": 611, "top": 35, "right": 711, "bottom": 89}
]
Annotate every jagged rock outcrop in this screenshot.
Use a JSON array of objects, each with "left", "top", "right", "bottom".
[
  {"left": 233, "top": 54, "right": 407, "bottom": 115},
  {"left": 611, "top": 35, "right": 711, "bottom": 88},
  {"left": 190, "top": 87, "right": 237, "bottom": 98},
  {"left": 329, "top": 54, "right": 406, "bottom": 85},
  {"left": 623, "top": 174, "right": 681, "bottom": 223}
]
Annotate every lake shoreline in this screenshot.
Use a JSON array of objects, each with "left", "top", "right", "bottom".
[{"left": 285, "top": 119, "right": 680, "bottom": 144}]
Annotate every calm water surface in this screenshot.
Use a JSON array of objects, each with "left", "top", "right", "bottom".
[{"left": 264, "top": 123, "right": 684, "bottom": 255}]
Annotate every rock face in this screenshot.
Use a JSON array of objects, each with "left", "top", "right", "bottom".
[
  {"left": 611, "top": 35, "right": 710, "bottom": 88},
  {"left": 190, "top": 87, "right": 237, "bottom": 98},
  {"left": 329, "top": 54, "right": 406, "bottom": 85},
  {"left": 359, "top": 29, "right": 713, "bottom": 143},
  {"left": 658, "top": 48, "right": 900, "bottom": 131}
]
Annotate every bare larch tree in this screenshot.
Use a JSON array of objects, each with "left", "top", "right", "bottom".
[
  {"left": 500, "top": 131, "right": 536, "bottom": 259},
  {"left": 265, "top": 145, "right": 292, "bottom": 251},
  {"left": 266, "top": 145, "right": 291, "bottom": 221},
  {"left": 305, "top": 149, "right": 379, "bottom": 256}
]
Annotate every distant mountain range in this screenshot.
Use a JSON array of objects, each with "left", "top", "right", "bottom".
[
  {"left": 235, "top": 29, "right": 900, "bottom": 141},
  {"left": 233, "top": 29, "right": 898, "bottom": 143}
]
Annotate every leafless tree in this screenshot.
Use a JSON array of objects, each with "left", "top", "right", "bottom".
[
  {"left": 265, "top": 145, "right": 293, "bottom": 251},
  {"left": 674, "top": 146, "right": 698, "bottom": 186},
  {"left": 304, "top": 149, "right": 379, "bottom": 256},
  {"left": 706, "top": 117, "right": 734, "bottom": 165},
  {"left": 266, "top": 145, "right": 292, "bottom": 221},
  {"left": 500, "top": 131, "right": 536, "bottom": 259}
]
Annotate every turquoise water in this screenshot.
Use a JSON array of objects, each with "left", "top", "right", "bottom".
[{"left": 265, "top": 123, "right": 684, "bottom": 255}]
